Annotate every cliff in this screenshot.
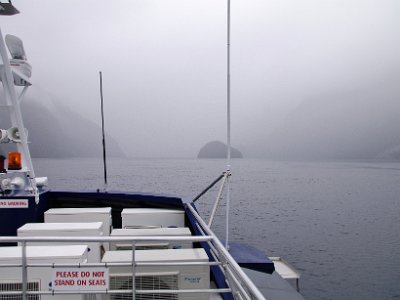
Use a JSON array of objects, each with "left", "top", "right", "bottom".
[
  {"left": 264, "top": 79, "right": 400, "bottom": 160},
  {"left": 0, "top": 96, "right": 125, "bottom": 158}
]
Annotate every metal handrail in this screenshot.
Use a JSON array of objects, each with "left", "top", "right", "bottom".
[
  {"left": 0, "top": 288, "right": 233, "bottom": 296},
  {"left": 0, "top": 221, "right": 266, "bottom": 300},
  {"left": 186, "top": 203, "right": 267, "bottom": 300},
  {"left": 0, "top": 234, "right": 234, "bottom": 299},
  {"left": 0, "top": 235, "right": 213, "bottom": 243},
  {"left": 0, "top": 261, "right": 224, "bottom": 268}
]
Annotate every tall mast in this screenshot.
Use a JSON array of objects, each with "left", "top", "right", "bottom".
[
  {"left": 99, "top": 71, "right": 108, "bottom": 191},
  {"left": 225, "top": 0, "right": 231, "bottom": 249}
]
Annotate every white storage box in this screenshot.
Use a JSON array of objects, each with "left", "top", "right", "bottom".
[
  {"left": 110, "top": 227, "right": 193, "bottom": 250},
  {"left": 102, "top": 248, "right": 210, "bottom": 300},
  {"left": 44, "top": 207, "right": 112, "bottom": 236},
  {"left": 121, "top": 208, "right": 185, "bottom": 229},
  {"left": 0, "top": 245, "right": 88, "bottom": 300},
  {"left": 45, "top": 207, "right": 112, "bottom": 250},
  {"left": 17, "top": 222, "right": 103, "bottom": 263}
]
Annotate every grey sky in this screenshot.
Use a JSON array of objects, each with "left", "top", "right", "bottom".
[{"left": 2, "top": 0, "right": 400, "bottom": 157}]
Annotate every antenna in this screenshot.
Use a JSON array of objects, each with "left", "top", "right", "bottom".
[
  {"left": 99, "top": 71, "right": 108, "bottom": 191},
  {"left": 225, "top": 0, "right": 231, "bottom": 250}
]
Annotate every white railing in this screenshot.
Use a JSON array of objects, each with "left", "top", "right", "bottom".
[
  {"left": 186, "top": 203, "right": 267, "bottom": 300},
  {"left": 0, "top": 232, "right": 266, "bottom": 300}
]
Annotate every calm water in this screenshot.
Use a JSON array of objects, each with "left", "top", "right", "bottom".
[{"left": 33, "top": 158, "right": 400, "bottom": 300}]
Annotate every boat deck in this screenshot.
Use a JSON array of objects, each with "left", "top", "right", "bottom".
[{"left": 0, "top": 190, "right": 284, "bottom": 300}]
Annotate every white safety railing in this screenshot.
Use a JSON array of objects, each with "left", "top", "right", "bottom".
[
  {"left": 0, "top": 232, "right": 266, "bottom": 300},
  {"left": 186, "top": 203, "right": 267, "bottom": 300}
]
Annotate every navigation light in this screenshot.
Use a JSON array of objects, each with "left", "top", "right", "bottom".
[{"left": 8, "top": 151, "right": 21, "bottom": 170}]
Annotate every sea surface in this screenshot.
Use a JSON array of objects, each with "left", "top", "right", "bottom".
[{"left": 33, "top": 158, "right": 400, "bottom": 300}]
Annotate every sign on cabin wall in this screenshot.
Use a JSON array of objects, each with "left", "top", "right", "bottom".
[
  {"left": 0, "top": 199, "right": 28, "bottom": 208},
  {"left": 52, "top": 267, "right": 109, "bottom": 291}
]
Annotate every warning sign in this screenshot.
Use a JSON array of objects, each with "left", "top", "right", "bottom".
[
  {"left": 52, "top": 267, "right": 109, "bottom": 291},
  {"left": 0, "top": 199, "right": 28, "bottom": 208}
]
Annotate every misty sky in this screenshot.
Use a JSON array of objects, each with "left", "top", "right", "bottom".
[{"left": 2, "top": 0, "right": 400, "bottom": 157}]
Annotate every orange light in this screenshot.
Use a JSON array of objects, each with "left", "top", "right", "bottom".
[{"left": 8, "top": 152, "right": 22, "bottom": 170}]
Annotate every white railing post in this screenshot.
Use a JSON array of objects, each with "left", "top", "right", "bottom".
[
  {"left": 131, "top": 241, "right": 136, "bottom": 299},
  {"left": 21, "top": 241, "right": 27, "bottom": 300}
]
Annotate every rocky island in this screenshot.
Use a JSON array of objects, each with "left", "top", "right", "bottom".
[{"left": 197, "top": 141, "right": 243, "bottom": 159}]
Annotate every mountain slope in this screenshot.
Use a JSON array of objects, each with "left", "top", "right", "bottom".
[
  {"left": 265, "top": 81, "right": 400, "bottom": 160},
  {"left": 0, "top": 92, "right": 125, "bottom": 158}
]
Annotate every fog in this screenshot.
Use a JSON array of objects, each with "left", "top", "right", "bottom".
[{"left": 2, "top": 0, "right": 400, "bottom": 158}]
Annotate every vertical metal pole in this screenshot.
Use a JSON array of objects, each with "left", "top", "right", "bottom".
[
  {"left": 225, "top": 0, "right": 231, "bottom": 250},
  {"left": 226, "top": 0, "right": 231, "bottom": 166},
  {"left": 131, "top": 241, "right": 136, "bottom": 299},
  {"left": 21, "top": 241, "right": 27, "bottom": 300},
  {"left": 99, "top": 71, "right": 108, "bottom": 191}
]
